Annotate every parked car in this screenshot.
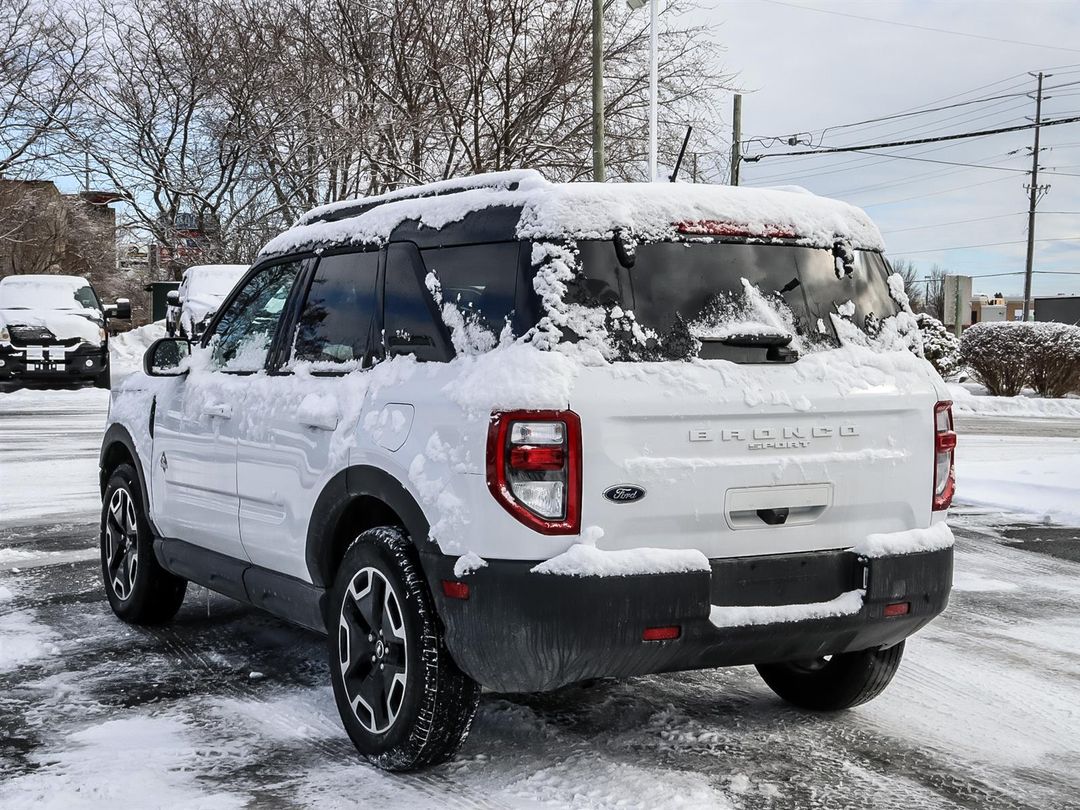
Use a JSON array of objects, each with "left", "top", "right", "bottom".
[
  {"left": 165, "top": 264, "right": 249, "bottom": 339},
  {"left": 0, "top": 274, "right": 130, "bottom": 389},
  {"left": 99, "top": 171, "right": 955, "bottom": 771}
]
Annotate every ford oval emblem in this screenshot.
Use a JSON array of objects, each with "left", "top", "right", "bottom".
[{"left": 603, "top": 485, "right": 646, "bottom": 504}]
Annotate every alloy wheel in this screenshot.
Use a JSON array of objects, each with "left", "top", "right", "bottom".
[
  {"left": 104, "top": 488, "right": 139, "bottom": 601},
  {"left": 338, "top": 567, "right": 409, "bottom": 734}
]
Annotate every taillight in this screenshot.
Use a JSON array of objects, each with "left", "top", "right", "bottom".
[
  {"left": 932, "top": 401, "right": 956, "bottom": 511},
  {"left": 487, "top": 410, "right": 581, "bottom": 534}
]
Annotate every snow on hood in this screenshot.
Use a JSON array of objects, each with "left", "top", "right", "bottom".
[
  {"left": 0, "top": 308, "right": 102, "bottom": 344},
  {"left": 0, "top": 274, "right": 100, "bottom": 313},
  {"left": 259, "top": 170, "right": 884, "bottom": 258}
]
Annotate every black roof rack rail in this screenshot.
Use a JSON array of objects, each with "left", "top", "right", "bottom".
[{"left": 303, "top": 179, "right": 523, "bottom": 226}]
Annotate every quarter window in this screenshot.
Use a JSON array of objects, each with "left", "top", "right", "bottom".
[
  {"left": 421, "top": 243, "right": 521, "bottom": 337},
  {"left": 292, "top": 251, "right": 379, "bottom": 367},
  {"left": 208, "top": 261, "right": 301, "bottom": 372}
]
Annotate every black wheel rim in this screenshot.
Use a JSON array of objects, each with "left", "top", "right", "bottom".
[
  {"left": 338, "top": 566, "right": 408, "bottom": 734},
  {"left": 105, "top": 488, "right": 139, "bottom": 601}
]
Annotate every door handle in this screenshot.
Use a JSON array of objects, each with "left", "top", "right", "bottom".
[{"left": 203, "top": 403, "right": 233, "bottom": 419}]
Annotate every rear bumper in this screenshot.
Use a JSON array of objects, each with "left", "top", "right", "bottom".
[
  {"left": 422, "top": 545, "right": 953, "bottom": 693},
  {"left": 0, "top": 344, "right": 107, "bottom": 380}
]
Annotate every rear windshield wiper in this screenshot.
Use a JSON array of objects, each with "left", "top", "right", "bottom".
[{"left": 698, "top": 332, "right": 799, "bottom": 364}]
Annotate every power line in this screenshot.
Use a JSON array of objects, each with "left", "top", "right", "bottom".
[
  {"left": 860, "top": 175, "right": 1017, "bottom": 208},
  {"left": 756, "top": 0, "right": 1080, "bottom": 54},
  {"left": 892, "top": 236, "right": 1080, "bottom": 256},
  {"left": 841, "top": 149, "right": 1029, "bottom": 173},
  {"left": 883, "top": 213, "right": 1025, "bottom": 234},
  {"left": 745, "top": 115, "right": 1080, "bottom": 161}
]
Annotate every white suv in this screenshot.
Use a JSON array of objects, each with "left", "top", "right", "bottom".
[{"left": 98, "top": 171, "right": 955, "bottom": 771}]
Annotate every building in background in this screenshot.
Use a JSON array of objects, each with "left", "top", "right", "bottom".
[{"left": 1034, "top": 295, "right": 1080, "bottom": 326}]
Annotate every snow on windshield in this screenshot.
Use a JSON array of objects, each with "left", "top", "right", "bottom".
[{"left": 0, "top": 276, "right": 99, "bottom": 312}]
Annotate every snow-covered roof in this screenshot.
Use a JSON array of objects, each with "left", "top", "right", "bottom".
[
  {"left": 259, "top": 170, "right": 884, "bottom": 258},
  {"left": 0, "top": 274, "right": 91, "bottom": 289}
]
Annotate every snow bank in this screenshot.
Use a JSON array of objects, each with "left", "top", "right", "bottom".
[
  {"left": 531, "top": 544, "right": 710, "bottom": 577},
  {"left": 110, "top": 321, "right": 166, "bottom": 377},
  {"left": 948, "top": 382, "right": 1080, "bottom": 418},
  {"left": 0, "top": 584, "right": 12, "bottom": 602},
  {"left": 261, "top": 171, "right": 883, "bottom": 258},
  {"left": 709, "top": 589, "right": 864, "bottom": 628},
  {"left": 851, "top": 522, "right": 955, "bottom": 558}
]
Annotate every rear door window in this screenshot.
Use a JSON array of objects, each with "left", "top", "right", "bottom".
[
  {"left": 421, "top": 243, "right": 521, "bottom": 336},
  {"left": 292, "top": 251, "right": 379, "bottom": 367}
]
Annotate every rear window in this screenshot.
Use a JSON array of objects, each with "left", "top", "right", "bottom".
[
  {"left": 422, "top": 243, "right": 526, "bottom": 337},
  {"left": 573, "top": 239, "right": 901, "bottom": 360}
]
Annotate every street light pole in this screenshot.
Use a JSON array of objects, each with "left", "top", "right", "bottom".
[
  {"left": 592, "top": 0, "right": 605, "bottom": 182},
  {"left": 627, "top": 0, "right": 660, "bottom": 181},
  {"left": 648, "top": 0, "right": 658, "bottom": 181}
]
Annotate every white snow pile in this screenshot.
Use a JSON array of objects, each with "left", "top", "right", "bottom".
[
  {"left": 851, "top": 521, "right": 955, "bottom": 558},
  {"left": 110, "top": 320, "right": 166, "bottom": 376},
  {"left": 0, "top": 583, "right": 13, "bottom": 602},
  {"left": 532, "top": 528, "right": 710, "bottom": 577},
  {"left": 261, "top": 170, "right": 883, "bottom": 257},
  {"left": 709, "top": 589, "right": 864, "bottom": 628},
  {"left": 0, "top": 609, "right": 59, "bottom": 674},
  {"left": 453, "top": 552, "right": 488, "bottom": 577},
  {"left": 948, "top": 381, "right": 1080, "bottom": 418}
]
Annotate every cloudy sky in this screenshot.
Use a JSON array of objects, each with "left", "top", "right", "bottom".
[{"left": 680, "top": 0, "right": 1080, "bottom": 296}]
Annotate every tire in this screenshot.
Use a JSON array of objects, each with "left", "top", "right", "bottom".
[
  {"left": 755, "top": 641, "right": 905, "bottom": 711},
  {"left": 100, "top": 463, "right": 187, "bottom": 624},
  {"left": 328, "top": 527, "right": 481, "bottom": 771}
]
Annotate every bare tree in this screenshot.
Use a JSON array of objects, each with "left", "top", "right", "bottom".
[
  {"left": 925, "top": 264, "right": 947, "bottom": 320},
  {"left": 0, "top": 0, "right": 93, "bottom": 178}
]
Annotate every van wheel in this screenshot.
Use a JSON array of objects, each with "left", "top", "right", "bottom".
[
  {"left": 329, "top": 527, "right": 481, "bottom": 771},
  {"left": 755, "top": 641, "right": 905, "bottom": 711},
  {"left": 100, "top": 464, "right": 187, "bottom": 623}
]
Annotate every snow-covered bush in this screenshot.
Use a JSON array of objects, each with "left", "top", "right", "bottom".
[
  {"left": 916, "top": 313, "right": 960, "bottom": 378},
  {"left": 1027, "top": 322, "right": 1080, "bottom": 397},
  {"left": 960, "top": 322, "right": 1037, "bottom": 396},
  {"left": 960, "top": 321, "right": 1080, "bottom": 397}
]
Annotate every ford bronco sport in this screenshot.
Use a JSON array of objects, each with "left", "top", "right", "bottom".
[{"left": 98, "top": 171, "right": 955, "bottom": 771}]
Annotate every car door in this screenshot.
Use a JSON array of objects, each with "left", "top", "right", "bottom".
[
  {"left": 236, "top": 250, "right": 380, "bottom": 580},
  {"left": 150, "top": 259, "right": 303, "bottom": 558}
]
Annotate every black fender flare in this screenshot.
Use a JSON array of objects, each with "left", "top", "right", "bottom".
[
  {"left": 99, "top": 422, "right": 149, "bottom": 500},
  {"left": 305, "top": 464, "right": 433, "bottom": 588}
]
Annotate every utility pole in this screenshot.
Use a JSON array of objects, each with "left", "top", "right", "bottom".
[
  {"left": 730, "top": 94, "right": 742, "bottom": 186},
  {"left": 592, "top": 0, "right": 605, "bottom": 182},
  {"left": 1022, "top": 72, "right": 1050, "bottom": 322}
]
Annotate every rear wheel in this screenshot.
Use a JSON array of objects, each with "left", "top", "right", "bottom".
[
  {"left": 100, "top": 464, "right": 187, "bottom": 624},
  {"left": 329, "top": 527, "right": 481, "bottom": 771},
  {"left": 755, "top": 642, "right": 905, "bottom": 711}
]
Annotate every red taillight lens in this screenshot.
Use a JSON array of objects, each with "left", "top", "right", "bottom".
[
  {"left": 932, "top": 401, "right": 956, "bottom": 511},
  {"left": 487, "top": 410, "right": 581, "bottom": 535},
  {"left": 509, "top": 445, "right": 565, "bottom": 471}
]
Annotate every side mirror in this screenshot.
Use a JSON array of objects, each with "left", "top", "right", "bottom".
[
  {"left": 166, "top": 290, "right": 180, "bottom": 306},
  {"left": 144, "top": 337, "right": 191, "bottom": 376}
]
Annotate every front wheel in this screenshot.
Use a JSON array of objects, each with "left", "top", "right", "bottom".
[
  {"left": 329, "top": 527, "right": 481, "bottom": 771},
  {"left": 100, "top": 464, "right": 187, "bottom": 624},
  {"left": 755, "top": 641, "right": 905, "bottom": 711}
]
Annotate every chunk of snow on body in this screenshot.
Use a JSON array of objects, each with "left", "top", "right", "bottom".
[
  {"left": 453, "top": 552, "right": 488, "bottom": 577},
  {"left": 851, "top": 522, "right": 954, "bottom": 558},
  {"left": 709, "top": 589, "right": 865, "bottom": 628},
  {"left": 531, "top": 544, "right": 710, "bottom": 577}
]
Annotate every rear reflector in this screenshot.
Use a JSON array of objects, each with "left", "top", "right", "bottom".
[
  {"left": 642, "top": 626, "right": 681, "bottom": 641},
  {"left": 442, "top": 580, "right": 470, "bottom": 600},
  {"left": 509, "top": 445, "right": 565, "bottom": 471},
  {"left": 884, "top": 601, "right": 910, "bottom": 618}
]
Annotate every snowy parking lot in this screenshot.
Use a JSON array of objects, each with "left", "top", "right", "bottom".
[{"left": 2, "top": 388, "right": 1079, "bottom": 809}]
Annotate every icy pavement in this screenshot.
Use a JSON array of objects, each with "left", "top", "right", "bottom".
[{"left": 2, "top": 391, "right": 1079, "bottom": 808}]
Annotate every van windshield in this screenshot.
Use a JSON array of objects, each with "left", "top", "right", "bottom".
[{"left": 572, "top": 240, "right": 900, "bottom": 360}]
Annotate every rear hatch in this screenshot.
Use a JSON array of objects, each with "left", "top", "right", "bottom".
[{"left": 567, "top": 237, "right": 943, "bottom": 558}]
